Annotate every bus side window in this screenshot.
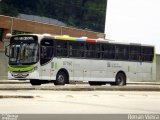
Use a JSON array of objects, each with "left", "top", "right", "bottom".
[
  {"left": 69, "top": 41, "right": 84, "bottom": 58},
  {"left": 115, "top": 45, "right": 129, "bottom": 60},
  {"left": 129, "top": 46, "right": 141, "bottom": 61},
  {"left": 142, "top": 46, "right": 154, "bottom": 62},
  {"left": 40, "top": 38, "right": 54, "bottom": 65},
  {"left": 84, "top": 43, "right": 100, "bottom": 59},
  {"left": 84, "top": 43, "right": 91, "bottom": 58},
  {"left": 102, "top": 43, "right": 115, "bottom": 59},
  {"left": 95, "top": 44, "right": 101, "bottom": 58},
  {"left": 56, "top": 40, "right": 68, "bottom": 57}
]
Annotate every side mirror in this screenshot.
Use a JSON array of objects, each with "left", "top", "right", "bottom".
[{"left": 5, "top": 45, "right": 10, "bottom": 57}]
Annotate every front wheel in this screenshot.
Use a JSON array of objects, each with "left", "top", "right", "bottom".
[
  {"left": 54, "top": 71, "right": 67, "bottom": 85},
  {"left": 110, "top": 73, "right": 126, "bottom": 86}
]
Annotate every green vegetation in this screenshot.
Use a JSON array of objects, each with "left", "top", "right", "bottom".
[
  {"left": 0, "top": 2, "right": 18, "bottom": 17},
  {"left": 0, "top": 0, "right": 107, "bottom": 32}
]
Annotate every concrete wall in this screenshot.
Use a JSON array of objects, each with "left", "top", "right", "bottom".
[
  {"left": 156, "top": 54, "right": 160, "bottom": 82},
  {"left": 0, "top": 50, "right": 8, "bottom": 80}
]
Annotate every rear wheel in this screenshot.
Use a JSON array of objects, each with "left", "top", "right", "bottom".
[
  {"left": 30, "top": 79, "right": 41, "bottom": 86},
  {"left": 54, "top": 71, "right": 67, "bottom": 85}
]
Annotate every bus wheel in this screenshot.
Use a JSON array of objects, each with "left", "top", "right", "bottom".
[
  {"left": 30, "top": 79, "right": 41, "bottom": 86},
  {"left": 111, "top": 72, "right": 126, "bottom": 86},
  {"left": 55, "top": 71, "right": 67, "bottom": 85}
]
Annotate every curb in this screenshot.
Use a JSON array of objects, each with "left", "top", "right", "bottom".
[
  {"left": 0, "top": 86, "right": 160, "bottom": 91},
  {"left": 0, "top": 95, "right": 35, "bottom": 99},
  {"left": 0, "top": 80, "right": 29, "bottom": 84},
  {"left": 0, "top": 82, "right": 29, "bottom": 84}
]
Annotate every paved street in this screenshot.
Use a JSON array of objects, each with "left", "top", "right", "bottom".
[
  {"left": 0, "top": 81, "right": 160, "bottom": 91},
  {"left": 0, "top": 86, "right": 160, "bottom": 114}
]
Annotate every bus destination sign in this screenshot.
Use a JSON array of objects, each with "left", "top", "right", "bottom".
[
  {"left": 13, "top": 36, "right": 34, "bottom": 41},
  {"left": 11, "top": 35, "right": 38, "bottom": 44}
]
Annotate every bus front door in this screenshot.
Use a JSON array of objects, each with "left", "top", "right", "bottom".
[{"left": 40, "top": 63, "right": 52, "bottom": 80}]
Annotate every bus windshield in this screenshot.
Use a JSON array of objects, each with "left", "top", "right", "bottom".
[{"left": 9, "top": 43, "right": 39, "bottom": 65}]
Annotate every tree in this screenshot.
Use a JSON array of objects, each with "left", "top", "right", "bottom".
[
  {"left": 0, "top": 0, "right": 107, "bottom": 32},
  {"left": 0, "top": 2, "right": 18, "bottom": 17}
]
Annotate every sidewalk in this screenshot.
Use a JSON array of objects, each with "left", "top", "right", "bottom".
[
  {"left": 0, "top": 80, "right": 160, "bottom": 91},
  {"left": 0, "top": 80, "right": 29, "bottom": 84},
  {"left": 128, "top": 82, "right": 160, "bottom": 85},
  {"left": 0, "top": 79, "right": 160, "bottom": 85},
  {"left": 0, "top": 84, "right": 159, "bottom": 91}
]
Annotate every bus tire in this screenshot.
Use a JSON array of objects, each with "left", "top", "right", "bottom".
[
  {"left": 55, "top": 71, "right": 67, "bottom": 85},
  {"left": 111, "top": 72, "right": 126, "bottom": 86},
  {"left": 30, "top": 79, "right": 41, "bottom": 86}
]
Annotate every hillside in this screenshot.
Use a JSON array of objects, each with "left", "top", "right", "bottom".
[{"left": 0, "top": 0, "right": 107, "bottom": 32}]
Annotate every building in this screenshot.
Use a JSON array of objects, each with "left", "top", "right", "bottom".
[{"left": 0, "top": 15, "right": 105, "bottom": 49}]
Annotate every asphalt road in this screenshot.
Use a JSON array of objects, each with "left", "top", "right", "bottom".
[
  {"left": 0, "top": 81, "right": 160, "bottom": 114},
  {"left": 0, "top": 90, "right": 160, "bottom": 114}
]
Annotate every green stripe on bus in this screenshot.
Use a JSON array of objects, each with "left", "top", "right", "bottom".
[
  {"left": 8, "top": 65, "right": 34, "bottom": 72},
  {"left": 55, "top": 63, "right": 57, "bottom": 69},
  {"left": 128, "top": 66, "right": 130, "bottom": 72}
]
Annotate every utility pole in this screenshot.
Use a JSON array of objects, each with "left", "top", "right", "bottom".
[
  {"left": 10, "top": 18, "right": 14, "bottom": 35},
  {"left": 104, "top": 0, "right": 108, "bottom": 39}
]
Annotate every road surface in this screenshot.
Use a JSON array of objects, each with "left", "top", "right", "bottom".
[{"left": 0, "top": 90, "right": 160, "bottom": 114}]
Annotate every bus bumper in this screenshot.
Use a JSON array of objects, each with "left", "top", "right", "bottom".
[{"left": 8, "top": 71, "right": 39, "bottom": 80}]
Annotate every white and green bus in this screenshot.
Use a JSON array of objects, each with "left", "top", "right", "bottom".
[{"left": 5, "top": 34, "right": 156, "bottom": 86}]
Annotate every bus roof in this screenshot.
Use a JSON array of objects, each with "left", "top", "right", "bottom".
[{"left": 11, "top": 34, "right": 154, "bottom": 47}]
